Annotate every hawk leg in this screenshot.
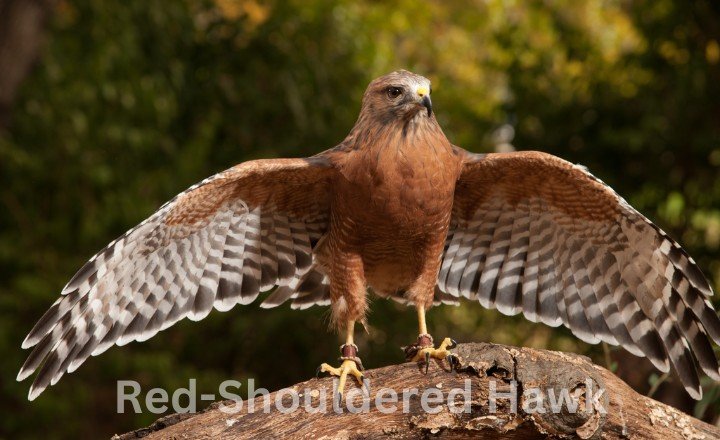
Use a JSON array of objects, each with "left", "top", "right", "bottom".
[
  {"left": 404, "top": 306, "right": 458, "bottom": 373},
  {"left": 316, "top": 320, "right": 365, "bottom": 397}
]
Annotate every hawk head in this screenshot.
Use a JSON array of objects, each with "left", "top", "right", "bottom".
[{"left": 361, "top": 70, "right": 433, "bottom": 125}]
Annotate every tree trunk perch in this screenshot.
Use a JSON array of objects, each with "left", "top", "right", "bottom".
[{"left": 115, "top": 342, "right": 720, "bottom": 439}]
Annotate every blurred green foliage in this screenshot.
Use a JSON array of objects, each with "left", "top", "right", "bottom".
[{"left": 1, "top": 0, "right": 719, "bottom": 437}]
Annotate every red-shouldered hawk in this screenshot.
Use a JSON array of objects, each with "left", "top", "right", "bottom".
[{"left": 18, "top": 70, "right": 720, "bottom": 401}]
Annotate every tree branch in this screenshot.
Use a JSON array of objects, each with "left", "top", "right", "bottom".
[{"left": 115, "top": 342, "right": 720, "bottom": 439}]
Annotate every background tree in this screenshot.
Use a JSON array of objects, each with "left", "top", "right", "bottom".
[{"left": 0, "top": 0, "right": 56, "bottom": 128}]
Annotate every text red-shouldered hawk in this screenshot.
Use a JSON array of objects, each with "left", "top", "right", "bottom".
[{"left": 18, "top": 70, "right": 720, "bottom": 400}]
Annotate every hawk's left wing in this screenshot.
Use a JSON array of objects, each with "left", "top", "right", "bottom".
[
  {"left": 438, "top": 150, "right": 720, "bottom": 398},
  {"left": 18, "top": 157, "right": 335, "bottom": 400}
]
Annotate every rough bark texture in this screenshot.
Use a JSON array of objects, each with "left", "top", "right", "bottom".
[
  {"left": 115, "top": 342, "right": 720, "bottom": 439},
  {"left": 0, "top": 0, "right": 56, "bottom": 128}
]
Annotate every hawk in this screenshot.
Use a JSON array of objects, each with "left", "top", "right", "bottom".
[{"left": 18, "top": 70, "right": 720, "bottom": 401}]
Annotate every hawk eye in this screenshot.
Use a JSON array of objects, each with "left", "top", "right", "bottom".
[{"left": 386, "top": 87, "right": 403, "bottom": 99}]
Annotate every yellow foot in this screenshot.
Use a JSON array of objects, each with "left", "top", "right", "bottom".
[
  {"left": 404, "top": 335, "right": 459, "bottom": 374},
  {"left": 317, "top": 359, "right": 365, "bottom": 397},
  {"left": 316, "top": 343, "right": 366, "bottom": 397}
]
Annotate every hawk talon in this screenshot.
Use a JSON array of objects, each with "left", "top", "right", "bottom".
[
  {"left": 315, "top": 364, "right": 334, "bottom": 379},
  {"left": 447, "top": 353, "right": 459, "bottom": 372},
  {"left": 317, "top": 359, "right": 365, "bottom": 397},
  {"left": 408, "top": 336, "right": 457, "bottom": 373}
]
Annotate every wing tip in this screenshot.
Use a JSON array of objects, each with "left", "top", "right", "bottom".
[
  {"left": 214, "top": 299, "right": 238, "bottom": 312},
  {"left": 685, "top": 385, "right": 702, "bottom": 401},
  {"left": 28, "top": 385, "right": 42, "bottom": 401},
  {"left": 237, "top": 294, "right": 258, "bottom": 306},
  {"left": 186, "top": 310, "right": 210, "bottom": 322},
  {"left": 67, "top": 360, "right": 82, "bottom": 374},
  {"left": 656, "top": 358, "right": 671, "bottom": 374},
  {"left": 16, "top": 368, "right": 32, "bottom": 382},
  {"left": 258, "top": 302, "right": 277, "bottom": 309},
  {"left": 706, "top": 368, "right": 720, "bottom": 382},
  {"left": 290, "top": 302, "right": 309, "bottom": 310},
  {"left": 21, "top": 335, "right": 38, "bottom": 350}
]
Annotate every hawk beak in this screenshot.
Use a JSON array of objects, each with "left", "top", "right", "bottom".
[
  {"left": 421, "top": 95, "right": 432, "bottom": 116},
  {"left": 416, "top": 87, "right": 432, "bottom": 116}
]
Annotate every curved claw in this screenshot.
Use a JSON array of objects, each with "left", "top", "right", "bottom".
[
  {"left": 424, "top": 351, "right": 430, "bottom": 374},
  {"left": 448, "top": 338, "right": 458, "bottom": 349},
  {"left": 447, "top": 354, "right": 459, "bottom": 372}
]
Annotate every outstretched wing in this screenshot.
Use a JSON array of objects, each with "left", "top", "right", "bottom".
[
  {"left": 438, "top": 150, "right": 720, "bottom": 399},
  {"left": 18, "top": 157, "right": 335, "bottom": 400}
]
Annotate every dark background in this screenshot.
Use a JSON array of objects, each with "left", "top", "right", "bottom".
[{"left": 1, "top": 0, "right": 719, "bottom": 438}]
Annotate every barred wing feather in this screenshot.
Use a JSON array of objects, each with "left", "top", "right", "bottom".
[
  {"left": 18, "top": 157, "right": 335, "bottom": 400},
  {"left": 440, "top": 150, "right": 720, "bottom": 399}
]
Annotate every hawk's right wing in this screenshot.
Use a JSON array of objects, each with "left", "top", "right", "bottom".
[
  {"left": 18, "top": 157, "right": 336, "bottom": 400},
  {"left": 438, "top": 150, "right": 720, "bottom": 399}
]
